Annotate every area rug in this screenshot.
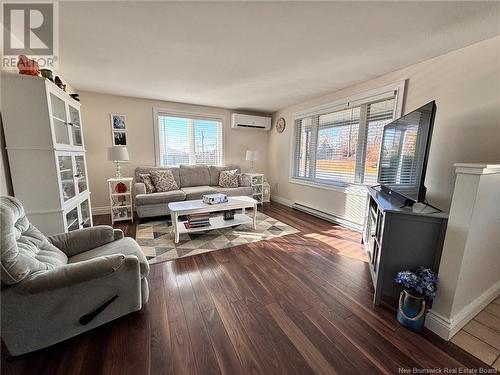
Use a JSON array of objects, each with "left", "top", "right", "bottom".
[{"left": 135, "top": 211, "right": 299, "bottom": 264}]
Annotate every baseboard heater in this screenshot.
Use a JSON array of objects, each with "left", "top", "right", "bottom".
[{"left": 292, "top": 202, "right": 363, "bottom": 232}]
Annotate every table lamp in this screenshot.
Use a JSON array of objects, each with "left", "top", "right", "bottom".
[
  {"left": 245, "top": 150, "right": 258, "bottom": 172},
  {"left": 107, "top": 146, "right": 129, "bottom": 178}
]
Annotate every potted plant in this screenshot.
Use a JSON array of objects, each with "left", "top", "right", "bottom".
[{"left": 394, "top": 267, "right": 438, "bottom": 332}]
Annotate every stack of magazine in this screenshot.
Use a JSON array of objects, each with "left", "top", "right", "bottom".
[{"left": 185, "top": 213, "right": 210, "bottom": 229}]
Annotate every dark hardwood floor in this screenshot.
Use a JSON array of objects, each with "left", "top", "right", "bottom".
[{"left": 2, "top": 202, "right": 488, "bottom": 374}]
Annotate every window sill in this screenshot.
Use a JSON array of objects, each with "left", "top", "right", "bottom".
[{"left": 288, "top": 178, "right": 368, "bottom": 197}]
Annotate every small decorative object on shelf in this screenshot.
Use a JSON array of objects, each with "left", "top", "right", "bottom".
[
  {"left": 223, "top": 210, "right": 235, "bottom": 220},
  {"left": 40, "top": 69, "right": 54, "bottom": 82},
  {"left": 70, "top": 93, "right": 80, "bottom": 101},
  {"left": 54, "top": 76, "right": 66, "bottom": 91},
  {"left": 17, "top": 55, "right": 40, "bottom": 76},
  {"left": 202, "top": 193, "right": 228, "bottom": 205},
  {"left": 242, "top": 173, "right": 264, "bottom": 205},
  {"left": 108, "top": 177, "right": 134, "bottom": 224},
  {"left": 115, "top": 182, "right": 128, "bottom": 193},
  {"left": 394, "top": 267, "right": 438, "bottom": 332}
]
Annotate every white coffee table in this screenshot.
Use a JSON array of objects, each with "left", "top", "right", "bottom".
[{"left": 168, "top": 196, "right": 258, "bottom": 243}]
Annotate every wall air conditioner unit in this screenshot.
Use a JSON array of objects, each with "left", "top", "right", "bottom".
[{"left": 231, "top": 113, "right": 271, "bottom": 131}]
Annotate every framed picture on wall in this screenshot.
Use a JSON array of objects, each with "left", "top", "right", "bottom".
[
  {"left": 113, "top": 131, "right": 127, "bottom": 146},
  {"left": 111, "top": 114, "right": 126, "bottom": 130},
  {"left": 111, "top": 114, "right": 127, "bottom": 145}
]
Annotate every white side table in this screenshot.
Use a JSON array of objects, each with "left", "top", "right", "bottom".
[
  {"left": 242, "top": 173, "right": 264, "bottom": 205},
  {"left": 107, "top": 177, "right": 134, "bottom": 224}
]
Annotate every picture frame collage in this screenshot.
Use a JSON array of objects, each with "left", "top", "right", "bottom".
[{"left": 110, "top": 114, "right": 127, "bottom": 145}]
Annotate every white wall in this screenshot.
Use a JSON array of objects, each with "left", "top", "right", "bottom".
[
  {"left": 79, "top": 91, "right": 269, "bottom": 210},
  {"left": 268, "top": 36, "right": 500, "bottom": 223}
]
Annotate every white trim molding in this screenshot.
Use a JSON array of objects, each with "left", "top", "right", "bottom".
[
  {"left": 453, "top": 163, "right": 500, "bottom": 175},
  {"left": 425, "top": 280, "right": 500, "bottom": 340},
  {"left": 270, "top": 195, "right": 294, "bottom": 207},
  {"left": 289, "top": 80, "right": 406, "bottom": 191},
  {"left": 152, "top": 107, "right": 226, "bottom": 167}
]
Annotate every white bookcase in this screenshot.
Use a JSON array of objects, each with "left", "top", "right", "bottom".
[
  {"left": 107, "top": 177, "right": 134, "bottom": 224},
  {"left": 242, "top": 173, "right": 264, "bottom": 205},
  {"left": 1, "top": 73, "right": 92, "bottom": 235}
]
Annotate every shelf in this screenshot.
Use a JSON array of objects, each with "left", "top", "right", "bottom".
[
  {"left": 111, "top": 205, "right": 132, "bottom": 209},
  {"left": 66, "top": 217, "right": 79, "bottom": 228},
  {"left": 111, "top": 192, "right": 131, "bottom": 196},
  {"left": 59, "top": 168, "right": 72, "bottom": 173},
  {"left": 178, "top": 213, "right": 252, "bottom": 234},
  {"left": 113, "top": 216, "right": 133, "bottom": 222}
]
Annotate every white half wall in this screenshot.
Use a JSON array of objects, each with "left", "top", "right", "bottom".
[{"left": 425, "top": 164, "right": 500, "bottom": 340}]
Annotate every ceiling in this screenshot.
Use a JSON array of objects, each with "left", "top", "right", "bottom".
[{"left": 59, "top": 1, "right": 500, "bottom": 113}]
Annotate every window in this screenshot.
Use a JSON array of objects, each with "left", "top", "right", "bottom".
[
  {"left": 292, "top": 83, "right": 404, "bottom": 187},
  {"left": 155, "top": 112, "right": 223, "bottom": 167}
]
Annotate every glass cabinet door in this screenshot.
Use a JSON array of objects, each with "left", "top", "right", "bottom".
[
  {"left": 58, "top": 155, "right": 76, "bottom": 202},
  {"left": 68, "top": 105, "right": 83, "bottom": 147},
  {"left": 66, "top": 206, "right": 79, "bottom": 231},
  {"left": 74, "top": 155, "right": 88, "bottom": 194},
  {"left": 80, "top": 199, "right": 91, "bottom": 228},
  {"left": 50, "top": 93, "right": 70, "bottom": 145}
]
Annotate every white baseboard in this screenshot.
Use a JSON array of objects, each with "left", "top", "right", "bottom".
[
  {"left": 270, "top": 195, "right": 363, "bottom": 232},
  {"left": 270, "top": 195, "right": 293, "bottom": 207},
  {"left": 92, "top": 206, "right": 111, "bottom": 215},
  {"left": 425, "top": 279, "right": 500, "bottom": 340}
]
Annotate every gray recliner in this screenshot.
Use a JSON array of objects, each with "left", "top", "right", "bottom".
[{"left": 0, "top": 196, "right": 149, "bottom": 356}]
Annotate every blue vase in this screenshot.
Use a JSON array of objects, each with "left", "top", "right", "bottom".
[{"left": 396, "top": 289, "right": 426, "bottom": 332}]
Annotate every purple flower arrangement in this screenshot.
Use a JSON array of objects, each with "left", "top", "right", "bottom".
[{"left": 394, "top": 267, "right": 438, "bottom": 300}]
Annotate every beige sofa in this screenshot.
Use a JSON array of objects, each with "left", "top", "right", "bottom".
[{"left": 134, "top": 164, "right": 253, "bottom": 218}]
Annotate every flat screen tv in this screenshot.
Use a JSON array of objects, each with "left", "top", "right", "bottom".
[{"left": 377, "top": 101, "right": 436, "bottom": 205}]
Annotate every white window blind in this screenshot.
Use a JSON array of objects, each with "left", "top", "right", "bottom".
[
  {"left": 157, "top": 114, "right": 223, "bottom": 167},
  {"left": 292, "top": 91, "right": 399, "bottom": 187}
]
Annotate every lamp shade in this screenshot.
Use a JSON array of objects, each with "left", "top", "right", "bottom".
[
  {"left": 245, "top": 150, "right": 258, "bottom": 161},
  {"left": 107, "top": 146, "right": 129, "bottom": 161}
]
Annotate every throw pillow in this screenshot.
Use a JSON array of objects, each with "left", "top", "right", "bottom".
[
  {"left": 219, "top": 169, "right": 239, "bottom": 188},
  {"left": 139, "top": 173, "right": 156, "bottom": 194},
  {"left": 150, "top": 170, "right": 179, "bottom": 192}
]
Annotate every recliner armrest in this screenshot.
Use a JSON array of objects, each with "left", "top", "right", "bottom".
[
  {"left": 114, "top": 229, "right": 124, "bottom": 240},
  {"left": 13, "top": 254, "right": 139, "bottom": 294},
  {"left": 48, "top": 226, "right": 117, "bottom": 256}
]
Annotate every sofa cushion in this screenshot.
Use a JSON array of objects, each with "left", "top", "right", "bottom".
[
  {"left": 208, "top": 165, "right": 241, "bottom": 186},
  {"left": 180, "top": 186, "right": 218, "bottom": 200},
  {"left": 150, "top": 170, "right": 179, "bottom": 192},
  {"left": 68, "top": 237, "right": 149, "bottom": 278},
  {"left": 135, "top": 166, "right": 180, "bottom": 188},
  {"left": 179, "top": 165, "right": 210, "bottom": 187},
  {"left": 135, "top": 190, "right": 186, "bottom": 206},
  {"left": 212, "top": 186, "right": 254, "bottom": 197},
  {"left": 219, "top": 169, "right": 239, "bottom": 188},
  {"left": 0, "top": 196, "right": 68, "bottom": 285},
  {"left": 138, "top": 173, "right": 156, "bottom": 193}
]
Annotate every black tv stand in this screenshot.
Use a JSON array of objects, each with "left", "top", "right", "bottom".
[{"left": 363, "top": 186, "right": 448, "bottom": 304}]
